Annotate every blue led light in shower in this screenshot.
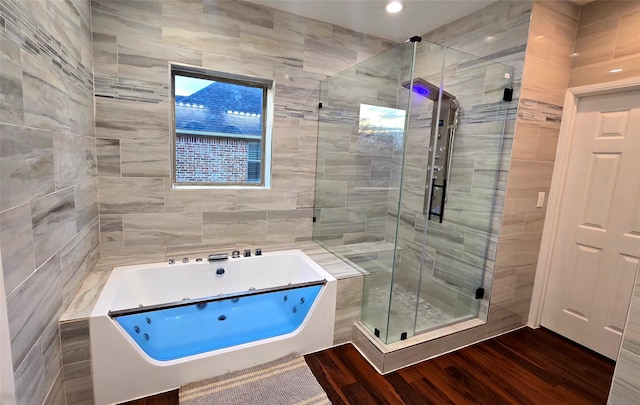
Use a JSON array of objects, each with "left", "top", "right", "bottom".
[{"left": 412, "top": 85, "right": 430, "bottom": 97}]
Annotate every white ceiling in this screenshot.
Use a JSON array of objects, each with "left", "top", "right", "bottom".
[{"left": 249, "top": 0, "right": 499, "bottom": 43}]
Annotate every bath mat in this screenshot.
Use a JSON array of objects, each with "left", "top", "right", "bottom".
[{"left": 179, "top": 353, "right": 331, "bottom": 405}]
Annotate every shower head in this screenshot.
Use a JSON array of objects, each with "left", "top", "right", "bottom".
[{"left": 402, "top": 78, "right": 456, "bottom": 102}]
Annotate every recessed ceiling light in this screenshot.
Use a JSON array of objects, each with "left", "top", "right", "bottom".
[
  {"left": 609, "top": 68, "right": 623, "bottom": 73},
  {"left": 385, "top": 1, "right": 403, "bottom": 13}
]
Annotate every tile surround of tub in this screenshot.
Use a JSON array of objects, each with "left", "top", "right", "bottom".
[{"left": 0, "top": 0, "right": 98, "bottom": 403}]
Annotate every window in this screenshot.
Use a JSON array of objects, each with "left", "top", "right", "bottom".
[{"left": 171, "top": 65, "right": 273, "bottom": 187}]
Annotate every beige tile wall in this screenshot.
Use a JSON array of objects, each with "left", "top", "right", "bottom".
[{"left": 570, "top": 1, "right": 640, "bottom": 87}]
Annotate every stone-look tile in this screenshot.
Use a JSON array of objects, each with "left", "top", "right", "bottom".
[
  {"left": 334, "top": 276, "right": 364, "bottom": 344},
  {"left": 40, "top": 320, "right": 62, "bottom": 393},
  {"left": 96, "top": 138, "right": 121, "bottom": 177},
  {"left": 271, "top": 149, "right": 316, "bottom": 182},
  {"left": 92, "top": 32, "right": 118, "bottom": 77},
  {"left": 63, "top": 373, "right": 94, "bottom": 405},
  {"left": 204, "top": 0, "right": 274, "bottom": 31},
  {"left": 7, "top": 254, "right": 62, "bottom": 371},
  {"left": 296, "top": 177, "right": 315, "bottom": 210},
  {"left": 0, "top": 124, "right": 55, "bottom": 211},
  {"left": 526, "top": 2, "right": 577, "bottom": 70},
  {"left": 610, "top": 348, "right": 640, "bottom": 405},
  {"left": 67, "top": 84, "right": 95, "bottom": 137},
  {"left": 0, "top": 36, "right": 24, "bottom": 125},
  {"left": 569, "top": 2, "right": 640, "bottom": 87},
  {"left": 21, "top": 50, "right": 70, "bottom": 132},
  {"left": 535, "top": 125, "right": 560, "bottom": 162},
  {"left": 511, "top": 122, "right": 539, "bottom": 161},
  {"left": 60, "top": 220, "right": 100, "bottom": 303},
  {"left": 120, "top": 139, "right": 170, "bottom": 178},
  {"left": 569, "top": 54, "right": 640, "bottom": 88},
  {"left": 0, "top": 203, "right": 35, "bottom": 295},
  {"left": 240, "top": 32, "right": 304, "bottom": 70},
  {"left": 99, "top": 215, "right": 123, "bottom": 254},
  {"left": 118, "top": 40, "right": 202, "bottom": 83},
  {"left": 123, "top": 213, "right": 203, "bottom": 249},
  {"left": 95, "top": 98, "right": 169, "bottom": 140},
  {"left": 52, "top": 132, "right": 97, "bottom": 189},
  {"left": 203, "top": 211, "right": 267, "bottom": 245},
  {"left": 505, "top": 159, "right": 554, "bottom": 199},
  {"left": 433, "top": 252, "right": 484, "bottom": 296},
  {"left": 315, "top": 180, "right": 347, "bottom": 208},
  {"left": 75, "top": 179, "right": 99, "bottom": 232},
  {"left": 501, "top": 196, "right": 527, "bottom": 236},
  {"left": 202, "top": 52, "right": 274, "bottom": 79},
  {"left": 44, "top": 371, "right": 65, "bottom": 405},
  {"left": 303, "top": 38, "right": 358, "bottom": 76},
  {"left": 266, "top": 209, "right": 313, "bottom": 243},
  {"left": 60, "top": 270, "right": 111, "bottom": 321},
  {"left": 32, "top": 188, "right": 76, "bottom": 268},
  {"left": 91, "top": 0, "right": 163, "bottom": 44},
  {"left": 45, "top": 0, "right": 83, "bottom": 63},
  {"left": 14, "top": 343, "right": 47, "bottom": 405},
  {"left": 98, "top": 177, "right": 165, "bottom": 214},
  {"left": 316, "top": 207, "right": 367, "bottom": 238},
  {"left": 164, "top": 180, "right": 237, "bottom": 212},
  {"left": 521, "top": 55, "right": 572, "bottom": 106},
  {"left": 614, "top": 11, "right": 640, "bottom": 59},
  {"left": 495, "top": 231, "right": 543, "bottom": 268},
  {"left": 60, "top": 319, "right": 90, "bottom": 365},
  {"left": 236, "top": 180, "right": 298, "bottom": 211},
  {"left": 323, "top": 153, "right": 372, "bottom": 181}
]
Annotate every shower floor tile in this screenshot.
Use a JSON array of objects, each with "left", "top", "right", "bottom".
[{"left": 363, "top": 284, "right": 458, "bottom": 342}]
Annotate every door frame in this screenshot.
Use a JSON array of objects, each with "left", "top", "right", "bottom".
[{"left": 528, "top": 76, "right": 640, "bottom": 328}]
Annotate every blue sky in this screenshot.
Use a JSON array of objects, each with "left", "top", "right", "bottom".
[{"left": 175, "top": 76, "right": 212, "bottom": 96}]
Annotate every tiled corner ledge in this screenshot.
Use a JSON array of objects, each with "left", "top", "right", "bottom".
[
  {"left": 58, "top": 241, "right": 366, "bottom": 405},
  {"left": 352, "top": 318, "right": 487, "bottom": 374}
]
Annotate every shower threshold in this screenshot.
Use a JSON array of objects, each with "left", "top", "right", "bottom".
[{"left": 352, "top": 317, "right": 486, "bottom": 374}]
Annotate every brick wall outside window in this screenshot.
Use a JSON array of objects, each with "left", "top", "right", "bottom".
[{"left": 176, "top": 135, "right": 249, "bottom": 183}]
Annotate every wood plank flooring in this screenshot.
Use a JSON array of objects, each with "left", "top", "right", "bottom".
[{"left": 124, "top": 327, "right": 615, "bottom": 405}]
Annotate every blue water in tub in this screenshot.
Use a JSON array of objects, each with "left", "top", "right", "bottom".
[{"left": 113, "top": 284, "right": 322, "bottom": 361}]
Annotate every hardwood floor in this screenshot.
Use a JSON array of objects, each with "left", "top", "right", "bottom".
[{"left": 124, "top": 327, "right": 615, "bottom": 405}]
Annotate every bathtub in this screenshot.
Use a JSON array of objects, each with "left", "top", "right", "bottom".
[{"left": 90, "top": 249, "right": 337, "bottom": 404}]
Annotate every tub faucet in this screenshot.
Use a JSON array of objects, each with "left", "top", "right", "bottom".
[{"left": 208, "top": 253, "right": 229, "bottom": 262}]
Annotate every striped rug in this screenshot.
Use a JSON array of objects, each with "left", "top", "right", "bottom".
[{"left": 179, "top": 353, "right": 331, "bottom": 405}]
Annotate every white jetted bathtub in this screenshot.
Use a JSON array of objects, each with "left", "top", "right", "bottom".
[{"left": 90, "top": 249, "right": 337, "bottom": 404}]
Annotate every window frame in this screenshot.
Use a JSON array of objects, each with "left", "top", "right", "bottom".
[{"left": 170, "top": 63, "right": 273, "bottom": 189}]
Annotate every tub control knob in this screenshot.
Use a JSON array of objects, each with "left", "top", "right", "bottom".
[
  {"left": 168, "top": 259, "right": 175, "bottom": 265},
  {"left": 244, "top": 249, "right": 251, "bottom": 257},
  {"left": 255, "top": 248, "right": 262, "bottom": 256},
  {"left": 232, "top": 250, "right": 241, "bottom": 258},
  {"left": 182, "top": 257, "right": 189, "bottom": 263}
]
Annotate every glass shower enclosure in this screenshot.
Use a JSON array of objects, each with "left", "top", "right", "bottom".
[{"left": 313, "top": 39, "right": 513, "bottom": 344}]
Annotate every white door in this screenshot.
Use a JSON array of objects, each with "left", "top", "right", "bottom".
[{"left": 541, "top": 89, "right": 640, "bottom": 360}]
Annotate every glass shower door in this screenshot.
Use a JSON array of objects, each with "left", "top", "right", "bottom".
[
  {"left": 411, "top": 46, "right": 514, "bottom": 335},
  {"left": 313, "top": 42, "right": 415, "bottom": 341}
]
